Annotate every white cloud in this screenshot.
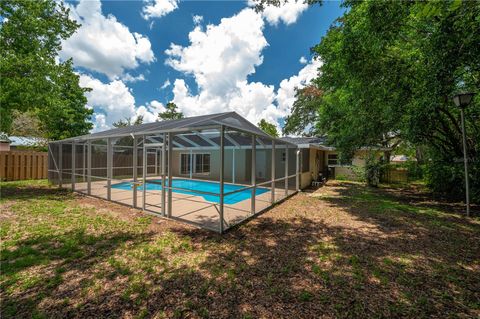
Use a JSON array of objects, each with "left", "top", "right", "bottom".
[
  {"left": 170, "top": 60, "right": 321, "bottom": 133},
  {"left": 61, "top": 0, "right": 155, "bottom": 79},
  {"left": 299, "top": 56, "right": 307, "bottom": 64},
  {"left": 122, "top": 73, "right": 146, "bottom": 83},
  {"left": 136, "top": 100, "right": 166, "bottom": 123},
  {"left": 166, "top": 8, "right": 267, "bottom": 97},
  {"left": 276, "top": 58, "right": 322, "bottom": 116},
  {"left": 160, "top": 79, "right": 171, "bottom": 89},
  {"left": 79, "top": 75, "right": 163, "bottom": 131},
  {"left": 165, "top": 8, "right": 320, "bottom": 133},
  {"left": 192, "top": 15, "right": 203, "bottom": 25},
  {"left": 248, "top": 0, "right": 308, "bottom": 26},
  {"left": 142, "top": 0, "right": 179, "bottom": 20}
]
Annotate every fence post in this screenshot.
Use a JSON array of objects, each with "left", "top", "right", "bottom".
[
  {"left": 133, "top": 136, "right": 138, "bottom": 208},
  {"left": 142, "top": 135, "right": 147, "bottom": 211},
  {"left": 251, "top": 134, "right": 256, "bottom": 216},
  {"left": 72, "top": 141, "right": 76, "bottom": 191},
  {"left": 59, "top": 143, "right": 63, "bottom": 187},
  {"left": 296, "top": 149, "right": 300, "bottom": 191},
  {"left": 87, "top": 141, "right": 92, "bottom": 195},
  {"left": 271, "top": 140, "right": 275, "bottom": 204},
  {"left": 219, "top": 126, "right": 225, "bottom": 233},
  {"left": 167, "top": 133, "right": 173, "bottom": 218},
  {"left": 161, "top": 133, "right": 166, "bottom": 217},
  {"left": 285, "top": 144, "right": 289, "bottom": 197},
  {"left": 107, "top": 138, "right": 112, "bottom": 200}
]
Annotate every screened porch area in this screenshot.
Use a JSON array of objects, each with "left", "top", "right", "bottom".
[{"left": 47, "top": 112, "right": 299, "bottom": 233}]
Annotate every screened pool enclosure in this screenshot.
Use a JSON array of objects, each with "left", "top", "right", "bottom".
[{"left": 48, "top": 112, "right": 299, "bottom": 233}]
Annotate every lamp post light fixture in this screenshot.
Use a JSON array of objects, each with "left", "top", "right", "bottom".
[{"left": 453, "top": 92, "right": 475, "bottom": 217}]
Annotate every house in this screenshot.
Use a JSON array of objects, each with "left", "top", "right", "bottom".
[
  {"left": 47, "top": 112, "right": 388, "bottom": 232},
  {"left": 390, "top": 155, "right": 416, "bottom": 164},
  {"left": 48, "top": 112, "right": 300, "bottom": 233},
  {"left": 0, "top": 134, "right": 48, "bottom": 151},
  {"left": 0, "top": 134, "right": 11, "bottom": 151},
  {"left": 280, "top": 137, "right": 385, "bottom": 188}
]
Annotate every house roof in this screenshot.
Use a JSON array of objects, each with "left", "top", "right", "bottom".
[
  {"left": 52, "top": 112, "right": 297, "bottom": 147},
  {"left": 8, "top": 136, "right": 47, "bottom": 147},
  {"left": 280, "top": 136, "right": 334, "bottom": 151},
  {"left": 0, "top": 132, "right": 11, "bottom": 143},
  {"left": 390, "top": 155, "right": 416, "bottom": 162}
]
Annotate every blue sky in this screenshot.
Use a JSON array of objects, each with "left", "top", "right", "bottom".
[{"left": 60, "top": 0, "right": 344, "bottom": 132}]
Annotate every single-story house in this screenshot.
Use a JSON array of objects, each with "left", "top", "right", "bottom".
[
  {"left": 0, "top": 134, "right": 48, "bottom": 151},
  {"left": 46, "top": 112, "right": 385, "bottom": 232},
  {"left": 280, "top": 137, "right": 385, "bottom": 188}
]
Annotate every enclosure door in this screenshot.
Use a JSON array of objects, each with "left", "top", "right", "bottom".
[{"left": 143, "top": 145, "right": 165, "bottom": 215}]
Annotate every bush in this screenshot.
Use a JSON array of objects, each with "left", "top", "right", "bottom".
[
  {"left": 365, "top": 157, "right": 384, "bottom": 187},
  {"left": 351, "top": 165, "right": 366, "bottom": 182},
  {"left": 424, "top": 159, "right": 479, "bottom": 204}
]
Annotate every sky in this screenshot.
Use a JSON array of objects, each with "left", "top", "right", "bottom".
[{"left": 60, "top": 0, "right": 345, "bottom": 133}]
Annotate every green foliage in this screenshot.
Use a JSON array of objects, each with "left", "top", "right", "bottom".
[
  {"left": 424, "top": 149, "right": 480, "bottom": 203},
  {"left": 365, "top": 156, "right": 385, "bottom": 187},
  {"left": 257, "top": 119, "right": 279, "bottom": 137},
  {"left": 310, "top": 0, "right": 480, "bottom": 201},
  {"left": 283, "top": 85, "right": 321, "bottom": 136},
  {"left": 334, "top": 174, "right": 348, "bottom": 181},
  {"left": 158, "top": 102, "right": 184, "bottom": 121},
  {"left": 351, "top": 165, "right": 366, "bottom": 182},
  {"left": 113, "top": 115, "right": 144, "bottom": 128},
  {"left": 0, "top": 0, "right": 93, "bottom": 140}
]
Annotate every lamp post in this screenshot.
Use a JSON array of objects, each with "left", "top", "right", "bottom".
[{"left": 453, "top": 92, "right": 475, "bottom": 217}]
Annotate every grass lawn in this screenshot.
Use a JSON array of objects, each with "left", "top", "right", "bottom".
[{"left": 1, "top": 180, "right": 479, "bottom": 318}]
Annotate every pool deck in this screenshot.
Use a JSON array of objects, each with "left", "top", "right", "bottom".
[{"left": 71, "top": 176, "right": 296, "bottom": 231}]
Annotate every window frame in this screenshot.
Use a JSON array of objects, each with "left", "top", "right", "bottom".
[
  {"left": 180, "top": 153, "right": 191, "bottom": 175},
  {"left": 327, "top": 153, "right": 339, "bottom": 166},
  {"left": 195, "top": 153, "right": 210, "bottom": 175},
  {"left": 179, "top": 152, "right": 211, "bottom": 176}
]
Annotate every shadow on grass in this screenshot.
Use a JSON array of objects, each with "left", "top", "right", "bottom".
[
  {"left": 1, "top": 231, "right": 154, "bottom": 318},
  {"left": 0, "top": 181, "right": 70, "bottom": 202},
  {"left": 1, "top": 181, "right": 479, "bottom": 318}
]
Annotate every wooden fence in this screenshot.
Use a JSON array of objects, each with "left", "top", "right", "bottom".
[
  {"left": 0, "top": 151, "right": 48, "bottom": 181},
  {"left": 382, "top": 167, "right": 409, "bottom": 183}
]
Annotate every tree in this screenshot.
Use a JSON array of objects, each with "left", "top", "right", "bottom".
[
  {"left": 113, "top": 115, "right": 144, "bottom": 128},
  {"left": 158, "top": 102, "right": 184, "bottom": 121},
  {"left": 283, "top": 85, "right": 322, "bottom": 136},
  {"left": 308, "top": 0, "right": 480, "bottom": 201},
  {"left": 10, "top": 110, "right": 45, "bottom": 137},
  {"left": 0, "top": 0, "right": 93, "bottom": 139},
  {"left": 258, "top": 119, "right": 279, "bottom": 137}
]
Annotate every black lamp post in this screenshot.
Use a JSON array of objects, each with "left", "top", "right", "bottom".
[{"left": 453, "top": 92, "right": 474, "bottom": 217}]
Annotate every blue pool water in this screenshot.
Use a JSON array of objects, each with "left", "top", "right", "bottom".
[{"left": 111, "top": 179, "right": 269, "bottom": 205}]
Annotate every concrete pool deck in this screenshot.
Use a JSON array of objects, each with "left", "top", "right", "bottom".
[{"left": 70, "top": 176, "right": 296, "bottom": 231}]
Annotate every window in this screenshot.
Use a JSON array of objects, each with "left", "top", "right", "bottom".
[
  {"left": 195, "top": 153, "right": 210, "bottom": 174},
  {"left": 180, "top": 153, "right": 210, "bottom": 175},
  {"left": 327, "top": 154, "right": 338, "bottom": 166},
  {"left": 180, "top": 153, "right": 191, "bottom": 175}
]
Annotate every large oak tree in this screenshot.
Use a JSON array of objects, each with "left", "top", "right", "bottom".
[{"left": 0, "top": 0, "right": 93, "bottom": 140}]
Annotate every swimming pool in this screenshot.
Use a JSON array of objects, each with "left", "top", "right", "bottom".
[{"left": 111, "top": 179, "right": 269, "bottom": 205}]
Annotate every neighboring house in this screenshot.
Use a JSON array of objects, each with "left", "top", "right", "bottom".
[
  {"left": 1, "top": 136, "right": 48, "bottom": 151},
  {"left": 390, "top": 155, "right": 416, "bottom": 164},
  {"left": 280, "top": 137, "right": 386, "bottom": 188},
  {"left": 0, "top": 134, "right": 11, "bottom": 151}
]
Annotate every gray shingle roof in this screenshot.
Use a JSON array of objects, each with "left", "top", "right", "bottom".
[
  {"left": 52, "top": 112, "right": 297, "bottom": 147},
  {"left": 280, "top": 136, "right": 328, "bottom": 146}
]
